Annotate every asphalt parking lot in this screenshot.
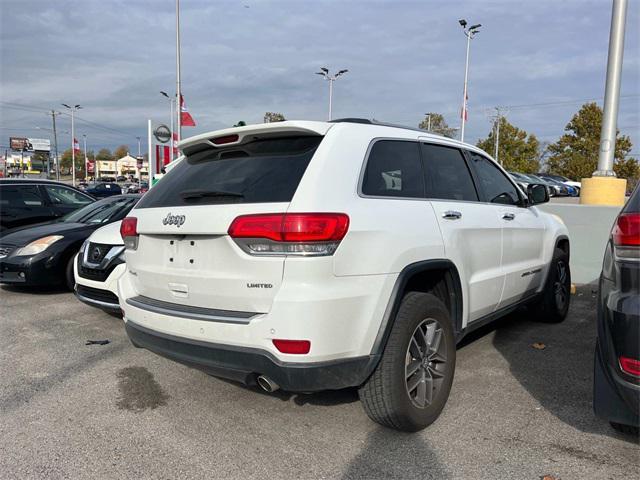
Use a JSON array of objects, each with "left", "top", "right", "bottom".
[{"left": 0, "top": 285, "right": 638, "bottom": 479}]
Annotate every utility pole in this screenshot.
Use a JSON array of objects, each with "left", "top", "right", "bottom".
[
  {"left": 175, "top": 0, "right": 182, "bottom": 143},
  {"left": 423, "top": 113, "right": 432, "bottom": 131},
  {"left": 136, "top": 136, "right": 141, "bottom": 157},
  {"left": 458, "top": 20, "right": 481, "bottom": 143},
  {"left": 50, "top": 110, "right": 61, "bottom": 180},
  {"left": 315, "top": 67, "right": 349, "bottom": 120}
]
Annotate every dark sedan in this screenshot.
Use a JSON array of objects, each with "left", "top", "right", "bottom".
[
  {"left": 0, "top": 179, "right": 94, "bottom": 232},
  {"left": 0, "top": 194, "right": 139, "bottom": 290},
  {"left": 85, "top": 182, "right": 122, "bottom": 198},
  {"left": 594, "top": 184, "right": 639, "bottom": 436}
]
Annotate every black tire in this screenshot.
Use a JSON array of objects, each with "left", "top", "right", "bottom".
[
  {"left": 358, "top": 292, "right": 456, "bottom": 432},
  {"left": 610, "top": 422, "right": 639, "bottom": 437},
  {"left": 64, "top": 255, "right": 76, "bottom": 291},
  {"left": 530, "top": 247, "right": 571, "bottom": 323}
]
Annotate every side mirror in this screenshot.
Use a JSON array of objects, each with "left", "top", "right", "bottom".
[{"left": 527, "top": 183, "right": 549, "bottom": 205}]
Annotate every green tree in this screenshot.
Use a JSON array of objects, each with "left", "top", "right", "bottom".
[
  {"left": 96, "top": 148, "right": 113, "bottom": 161},
  {"left": 113, "top": 145, "right": 129, "bottom": 159},
  {"left": 263, "top": 112, "right": 286, "bottom": 123},
  {"left": 233, "top": 121, "right": 247, "bottom": 127},
  {"left": 546, "top": 102, "right": 633, "bottom": 180},
  {"left": 476, "top": 117, "right": 540, "bottom": 173},
  {"left": 59, "top": 148, "right": 87, "bottom": 177},
  {"left": 419, "top": 113, "right": 457, "bottom": 138}
]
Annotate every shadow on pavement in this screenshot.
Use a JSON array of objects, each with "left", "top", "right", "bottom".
[
  {"left": 223, "top": 379, "right": 360, "bottom": 407},
  {"left": 342, "top": 428, "right": 449, "bottom": 479},
  {"left": 1, "top": 284, "right": 69, "bottom": 295},
  {"left": 487, "top": 287, "right": 638, "bottom": 444}
]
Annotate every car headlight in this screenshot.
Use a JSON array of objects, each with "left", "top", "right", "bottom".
[{"left": 14, "top": 235, "right": 64, "bottom": 256}]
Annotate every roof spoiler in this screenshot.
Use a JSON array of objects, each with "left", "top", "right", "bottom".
[{"left": 179, "top": 121, "right": 332, "bottom": 156}]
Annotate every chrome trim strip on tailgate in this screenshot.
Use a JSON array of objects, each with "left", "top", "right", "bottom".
[{"left": 126, "top": 295, "right": 259, "bottom": 324}]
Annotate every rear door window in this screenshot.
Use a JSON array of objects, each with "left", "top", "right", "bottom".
[
  {"left": 44, "top": 185, "right": 93, "bottom": 206},
  {"left": 420, "top": 143, "right": 478, "bottom": 201},
  {"left": 0, "top": 185, "right": 45, "bottom": 207},
  {"left": 361, "top": 140, "right": 424, "bottom": 198},
  {"left": 136, "top": 136, "right": 322, "bottom": 208}
]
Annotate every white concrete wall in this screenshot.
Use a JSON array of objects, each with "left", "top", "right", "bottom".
[{"left": 539, "top": 203, "right": 622, "bottom": 285}]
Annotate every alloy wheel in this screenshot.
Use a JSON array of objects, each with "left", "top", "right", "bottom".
[{"left": 405, "top": 318, "right": 448, "bottom": 408}]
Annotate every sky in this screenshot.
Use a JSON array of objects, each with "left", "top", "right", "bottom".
[{"left": 1, "top": 0, "right": 639, "bottom": 157}]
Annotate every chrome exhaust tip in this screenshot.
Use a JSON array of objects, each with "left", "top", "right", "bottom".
[{"left": 257, "top": 375, "right": 280, "bottom": 393}]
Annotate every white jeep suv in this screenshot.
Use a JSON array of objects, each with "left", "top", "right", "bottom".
[{"left": 119, "top": 119, "right": 570, "bottom": 432}]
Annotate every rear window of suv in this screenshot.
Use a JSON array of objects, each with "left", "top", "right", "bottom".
[{"left": 136, "top": 136, "right": 322, "bottom": 208}]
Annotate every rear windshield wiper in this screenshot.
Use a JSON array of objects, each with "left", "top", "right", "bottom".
[{"left": 180, "top": 189, "right": 244, "bottom": 200}]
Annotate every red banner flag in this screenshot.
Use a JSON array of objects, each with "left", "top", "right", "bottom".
[
  {"left": 180, "top": 95, "right": 196, "bottom": 127},
  {"left": 73, "top": 137, "right": 80, "bottom": 154}
]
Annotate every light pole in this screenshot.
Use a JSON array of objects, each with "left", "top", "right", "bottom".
[
  {"left": 61, "top": 103, "right": 81, "bottom": 186},
  {"left": 136, "top": 136, "right": 141, "bottom": 158},
  {"left": 161, "top": 91, "right": 175, "bottom": 161},
  {"left": 175, "top": 0, "right": 182, "bottom": 143},
  {"left": 315, "top": 67, "right": 348, "bottom": 120},
  {"left": 424, "top": 113, "right": 432, "bottom": 131},
  {"left": 458, "top": 19, "right": 481, "bottom": 143}
]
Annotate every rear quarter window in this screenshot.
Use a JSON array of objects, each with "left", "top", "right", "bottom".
[{"left": 136, "top": 136, "right": 321, "bottom": 208}]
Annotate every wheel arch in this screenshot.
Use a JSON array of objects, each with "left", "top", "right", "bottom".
[
  {"left": 369, "top": 259, "right": 463, "bottom": 360},
  {"left": 555, "top": 235, "right": 570, "bottom": 261}
]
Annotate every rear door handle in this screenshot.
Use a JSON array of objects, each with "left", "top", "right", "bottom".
[
  {"left": 502, "top": 213, "right": 515, "bottom": 221},
  {"left": 442, "top": 210, "right": 462, "bottom": 220}
]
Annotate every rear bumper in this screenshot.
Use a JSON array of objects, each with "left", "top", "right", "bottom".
[
  {"left": 125, "top": 319, "right": 377, "bottom": 392},
  {"left": 593, "top": 276, "right": 640, "bottom": 427}
]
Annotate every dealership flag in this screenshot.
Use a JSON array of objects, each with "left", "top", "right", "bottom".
[
  {"left": 73, "top": 137, "right": 80, "bottom": 154},
  {"left": 180, "top": 95, "right": 196, "bottom": 127}
]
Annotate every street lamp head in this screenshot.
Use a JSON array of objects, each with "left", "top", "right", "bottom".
[
  {"left": 320, "top": 67, "right": 329, "bottom": 73},
  {"left": 61, "top": 103, "right": 70, "bottom": 109},
  {"left": 315, "top": 72, "right": 326, "bottom": 76},
  {"left": 75, "top": 105, "right": 82, "bottom": 109},
  {"left": 336, "top": 69, "right": 349, "bottom": 76},
  {"left": 160, "top": 91, "right": 169, "bottom": 98},
  {"left": 469, "top": 24, "right": 481, "bottom": 30},
  {"left": 459, "top": 19, "right": 467, "bottom": 27}
]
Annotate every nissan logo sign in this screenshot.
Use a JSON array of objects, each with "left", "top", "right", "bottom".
[{"left": 153, "top": 125, "right": 172, "bottom": 143}]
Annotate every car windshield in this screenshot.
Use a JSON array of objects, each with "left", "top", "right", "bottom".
[{"left": 61, "top": 196, "right": 137, "bottom": 224}]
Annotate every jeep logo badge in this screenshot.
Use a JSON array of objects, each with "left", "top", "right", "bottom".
[{"left": 163, "top": 213, "right": 186, "bottom": 227}]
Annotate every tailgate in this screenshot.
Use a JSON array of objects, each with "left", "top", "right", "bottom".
[{"left": 126, "top": 203, "right": 287, "bottom": 313}]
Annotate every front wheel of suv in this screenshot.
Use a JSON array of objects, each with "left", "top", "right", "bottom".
[
  {"left": 358, "top": 292, "right": 455, "bottom": 432},
  {"left": 530, "top": 247, "right": 571, "bottom": 323}
]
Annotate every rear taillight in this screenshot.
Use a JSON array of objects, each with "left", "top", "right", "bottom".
[
  {"left": 612, "top": 213, "right": 640, "bottom": 260},
  {"left": 228, "top": 213, "right": 349, "bottom": 256},
  {"left": 272, "top": 339, "right": 311, "bottom": 354},
  {"left": 120, "top": 217, "right": 139, "bottom": 250},
  {"left": 620, "top": 356, "right": 640, "bottom": 377}
]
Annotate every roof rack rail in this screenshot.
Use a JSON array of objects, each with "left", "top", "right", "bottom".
[{"left": 329, "top": 118, "right": 443, "bottom": 136}]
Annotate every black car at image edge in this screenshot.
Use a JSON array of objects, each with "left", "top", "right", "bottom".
[
  {"left": 0, "top": 179, "right": 95, "bottom": 231},
  {"left": 594, "top": 184, "right": 640, "bottom": 436},
  {"left": 0, "top": 195, "right": 139, "bottom": 290}
]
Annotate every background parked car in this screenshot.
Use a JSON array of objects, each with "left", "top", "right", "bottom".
[
  {"left": 537, "top": 173, "right": 582, "bottom": 193},
  {"left": 116, "top": 175, "right": 127, "bottom": 183},
  {"left": 0, "top": 194, "right": 139, "bottom": 290},
  {"left": 594, "top": 184, "right": 639, "bottom": 436},
  {"left": 85, "top": 182, "right": 122, "bottom": 198},
  {"left": 0, "top": 179, "right": 94, "bottom": 232}
]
